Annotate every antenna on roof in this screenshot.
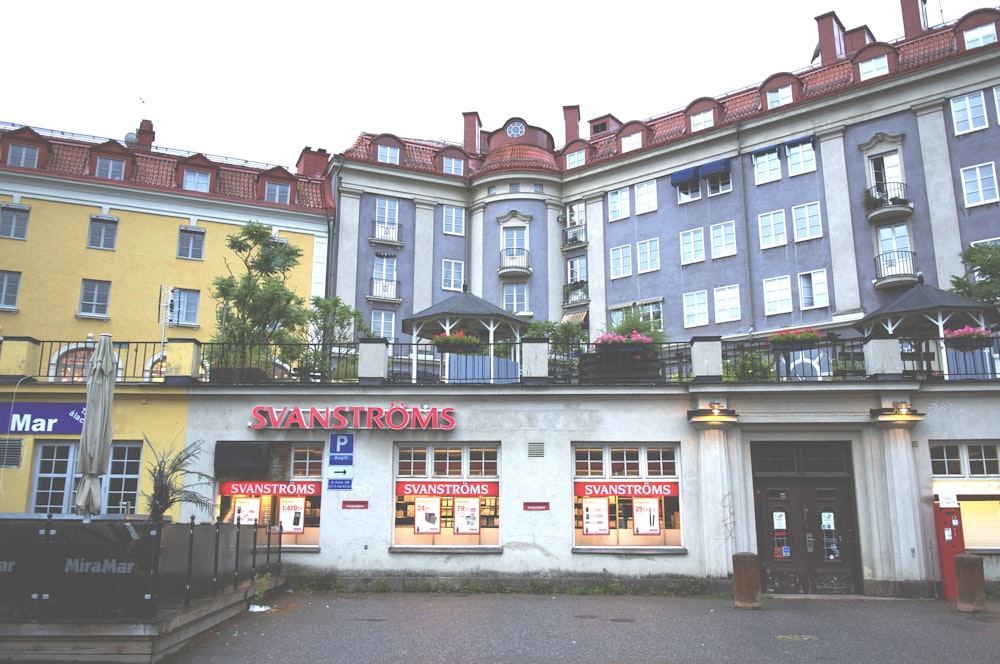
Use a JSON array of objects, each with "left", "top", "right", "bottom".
[{"left": 124, "top": 132, "right": 138, "bottom": 148}]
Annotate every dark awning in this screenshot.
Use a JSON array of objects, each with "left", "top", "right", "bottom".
[
  {"left": 215, "top": 442, "right": 270, "bottom": 473},
  {"left": 670, "top": 166, "right": 700, "bottom": 187},
  {"left": 562, "top": 311, "right": 588, "bottom": 324},
  {"left": 784, "top": 135, "right": 814, "bottom": 147},
  {"left": 700, "top": 158, "right": 730, "bottom": 178},
  {"left": 751, "top": 145, "right": 779, "bottom": 157}
]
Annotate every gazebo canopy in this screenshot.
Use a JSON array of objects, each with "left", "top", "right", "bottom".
[
  {"left": 402, "top": 291, "right": 530, "bottom": 343},
  {"left": 855, "top": 283, "right": 1000, "bottom": 338}
]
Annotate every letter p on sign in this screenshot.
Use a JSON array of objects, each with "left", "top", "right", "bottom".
[{"left": 331, "top": 433, "right": 354, "bottom": 454}]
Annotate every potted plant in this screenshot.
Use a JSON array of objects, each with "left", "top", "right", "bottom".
[
  {"left": 943, "top": 326, "right": 995, "bottom": 349},
  {"left": 768, "top": 328, "right": 823, "bottom": 350},
  {"left": 594, "top": 330, "right": 654, "bottom": 353},
  {"left": 432, "top": 330, "right": 483, "bottom": 354}
]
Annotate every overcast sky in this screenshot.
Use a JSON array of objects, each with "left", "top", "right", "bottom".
[{"left": 5, "top": 1, "right": 992, "bottom": 169}]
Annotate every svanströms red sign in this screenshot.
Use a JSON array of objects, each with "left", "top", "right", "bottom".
[
  {"left": 220, "top": 481, "right": 322, "bottom": 496},
  {"left": 395, "top": 481, "right": 500, "bottom": 496},
  {"left": 249, "top": 404, "right": 456, "bottom": 431},
  {"left": 573, "top": 481, "right": 679, "bottom": 497}
]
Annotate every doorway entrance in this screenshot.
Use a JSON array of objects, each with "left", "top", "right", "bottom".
[{"left": 751, "top": 442, "right": 861, "bottom": 594}]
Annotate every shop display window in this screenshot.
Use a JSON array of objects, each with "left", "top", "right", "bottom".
[
  {"left": 393, "top": 444, "right": 500, "bottom": 547},
  {"left": 572, "top": 444, "right": 681, "bottom": 547}
]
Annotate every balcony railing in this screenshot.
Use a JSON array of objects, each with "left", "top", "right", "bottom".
[
  {"left": 564, "top": 281, "right": 589, "bottom": 305},
  {"left": 722, "top": 337, "right": 867, "bottom": 382},
  {"left": 370, "top": 220, "right": 402, "bottom": 246},
  {"left": 563, "top": 224, "right": 587, "bottom": 247},
  {"left": 368, "top": 278, "right": 401, "bottom": 302},
  {"left": 498, "top": 248, "right": 531, "bottom": 275},
  {"left": 864, "top": 182, "right": 913, "bottom": 223},
  {"left": 874, "top": 250, "right": 918, "bottom": 283}
]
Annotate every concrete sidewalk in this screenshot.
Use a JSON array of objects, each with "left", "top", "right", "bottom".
[{"left": 163, "top": 592, "right": 1000, "bottom": 663}]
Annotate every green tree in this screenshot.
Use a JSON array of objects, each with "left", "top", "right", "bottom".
[
  {"left": 297, "top": 296, "right": 370, "bottom": 381},
  {"left": 606, "top": 308, "right": 668, "bottom": 344},
  {"left": 525, "top": 319, "right": 588, "bottom": 345},
  {"left": 950, "top": 243, "right": 1000, "bottom": 304},
  {"left": 142, "top": 436, "right": 215, "bottom": 522}
]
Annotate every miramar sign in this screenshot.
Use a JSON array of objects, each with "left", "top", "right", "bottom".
[
  {"left": 249, "top": 403, "right": 456, "bottom": 431},
  {"left": 1, "top": 403, "right": 86, "bottom": 435}
]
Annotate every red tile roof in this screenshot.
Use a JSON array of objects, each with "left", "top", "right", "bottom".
[{"left": 477, "top": 144, "right": 559, "bottom": 175}]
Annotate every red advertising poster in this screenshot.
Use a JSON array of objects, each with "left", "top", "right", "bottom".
[
  {"left": 414, "top": 496, "right": 441, "bottom": 534},
  {"left": 633, "top": 498, "right": 661, "bottom": 535},
  {"left": 278, "top": 496, "right": 306, "bottom": 534},
  {"left": 233, "top": 497, "right": 261, "bottom": 526},
  {"left": 582, "top": 497, "right": 609, "bottom": 535}
]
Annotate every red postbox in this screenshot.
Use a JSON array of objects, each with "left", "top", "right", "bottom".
[{"left": 933, "top": 501, "right": 966, "bottom": 600}]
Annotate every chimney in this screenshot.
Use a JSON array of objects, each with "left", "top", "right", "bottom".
[
  {"left": 296, "top": 147, "right": 329, "bottom": 178},
  {"left": 463, "top": 112, "right": 482, "bottom": 154},
  {"left": 900, "top": 0, "right": 929, "bottom": 40},
  {"left": 815, "top": 12, "right": 846, "bottom": 66},
  {"left": 563, "top": 105, "right": 581, "bottom": 144},
  {"left": 136, "top": 119, "right": 155, "bottom": 150}
]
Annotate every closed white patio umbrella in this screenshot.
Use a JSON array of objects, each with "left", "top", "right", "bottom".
[{"left": 75, "top": 333, "right": 117, "bottom": 520}]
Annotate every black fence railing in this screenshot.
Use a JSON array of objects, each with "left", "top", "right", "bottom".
[
  {"left": 32, "top": 339, "right": 165, "bottom": 383},
  {"left": 388, "top": 342, "right": 522, "bottom": 384},
  {"left": 548, "top": 342, "right": 692, "bottom": 384},
  {"left": 0, "top": 515, "right": 281, "bottom": 621},
  {"left": 874, "top": 250, "right": 918, "bottom": 280},
  {"left": 203, "top": 342, "right": 359, "bottom": 383},
  {"left": 901, "top": 337, "right": 999, "bottom": 381},
  {"left": 722, "top": 337, "right": 867, "bottom": 382}
]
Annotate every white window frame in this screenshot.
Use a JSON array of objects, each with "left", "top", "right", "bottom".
[
  {"left": 79, "top": 279, "right": 111, "bottom": 318},
  {"left": 182, "top": 169, "right": 211, "bottom": 192},
  {"left": 961, "top": 163, "right": 999, "bottom": 207},
  {"left": 169, "top": 288, "right": 200, "bottom": 326},
  {"left": 758, "top": 210, "right": 787, "bottom": 249},
  {"left": 377, "top": 145, "right": 400, "bottom": 165},
  {"left": 87, "top": 216, "right": 118, "bottom": 250},
  {"left": 177, "top": 227, "right": 205, "bottom": 260},
  {"left": 786, "top": 141, "right": 816, "bottom": 176},
  {"left": 96, "top": 156, "right": 125, "bottom": 180},
  {"left": 443, "top": 156, "right": 464, "bottom": 175},
  {"left": 0, "top": 270, "right": 20, "bottom": 309},
  {"left": 637, "top": 301, "right": 663, "bottom": 331},
  {"left": 503, "top": 283, "right": 527, "bottom": 314},
  {"left": 443, "top": 205, "right": 465, "bottom": 236},
  {"left": 566, "top": 149, "right": 586, "bottom": 169},
  {"left": 753, "top": 149, "right": 781, "bottom": 185},
  {"left": 763, "top": 275, "right": 793, "bottom": 316},
  {"left": 766, "top": 85, "right": 793, "bottom": 109},
  {"left": 610, "top": 245, "right": 632, "bottom": 279},
  {"left": 714, "top": 284, "right": 741, "bottom": 323},
  {"left": 952, "top": 91, "right": 988, "bottom": 135},
  {"left": 621, "top": 132, "right": 642, "bottom": 153},
  {"left": 690, "top": 110, "right": 714, "bottom": 131},
  {"left": 371, "top": 310, "right": 395, "bottom": 342},
  {"left": 680, "top": 228, "right": 705, "bottom": 264},
  {"left": 442, "top": 259, "right": 464, "bottom": 291},
  {"left": 637, "top": 238, "right": 660, "bottom": 273},
  {"left": 710, "top": 221, "right": 736, "bottom": 259},
  {"left": 292, "top": 444, "right": 325, "bottom": 480},
  {"left": 964, "top": 23, "right": 997, "bottom": 49},
  {"left": 264, "top": 182, "right": 291, "bottom": 204},
  {"left": 798, "top": 269, "right": 830, "bottom": 309},
  {"left": 859, "top": 54, "right": 889, "bottom": 81},
  {"left": 567, "top": 256, "right": 588, "bottom": 283},
  {"left": 683, "top": 290, "right": 708, "bottom": 328},
  {"left": 634, "top": 180, "right": 658, "bottom": 214},
  {"left": 792, "top": 202, "right": 823, "bottom": 241},
  {"left": 608, "top": 188, "right": 630, "bottom": 221},
  {"left": 707, "top": 171, "right": 732, "bottom": 196},
  {"left": 0, "top": 204, "right": 29, "bottom": 239},
  {"left": 7, "top": 144, "right": 38, "bottom": 168},
  {"left": 995, "top": 86, "right": 1000, "bottom": 125},
  {"left": 676, "top": 179, "right": 701, "bottom": 204}
]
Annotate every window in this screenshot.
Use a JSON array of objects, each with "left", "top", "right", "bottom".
[
  {"left": 95, "top": 156, "right": 125, "bottom": 180},
  {"left": 710, "top": 221, "right": 736, "bottom": 258},
  {"left": 932, "top": 443, "right": 999, "bottom": 477},
  {"left": 393, "top": 444, "right": 500, "bottom": 547},
  {"left": 443, "top": 156, "right": 464, "bottom": 175},
  {"left": 502, "top": 227, "right": 527, "bottom": 269},
  {"left": 952, "top": 92, "right": 988, "bottom": 135},
  {"left": 169, "top": 288, "right": 200, "bottom": 326},
  {"left": 105, "top": 443, "right": 142, "bottom": 515},
  {"left": 608, "top": 188, "right": 630, "bottom": 221},
  {"left": 859, "top": 54, "right": 889, "bottom": 81},
  {"left": 961, "top": 163, "right": 999, "bottom": 206},
  {"left": 566, "top": 149, "right": 586, "bottom": 169},
  {"left": 677, "top": 179, "right": 701, "bottom": 204},
  {"left": 637, "top": 301, "right": 663, "bottom": 331},
  {"left": 264, "top": 182, "right": 291, "bottom": 204},
  {"left": 680, "top": 228, "right": 705, "bottom": 264},
  {"left": 31, "top": 442, "right": 139, "bottom": 515},
  {"left": 877, "top": 223, "right": 912, "bottom": 276},
  {"left": 610, "top": 245, "right": 632, "bottom": 279},
  {"left": 376, "top": 196, "right": 399, "bottom": 235},
  {"left": 177, "top": 227, "right": 205, "bottom": 259},
  {"left": 79, "top": 280, "right": 111, "bottom": 317},
  {"left": 637, "top": 238, "right": 660, "bottom": 273},
  {"left": 714, "top": 285, "right": 741, "bottom": 323},
  {"left": 964, "top": 23, "right": 997, "bottom": 49},
  {"left": 683, "top": 291, "right": 708, "bottom": 327},
  {"left": 753, "top": 149, "right": 781, "bottom": 184},
  {"left": 634, "top": 180, "right": 657, "bottom": 214},
  {"left": 0, "top": 270, "right": 20, "bottom": 309},
  {"left": 572, "top": 443, "right": 680, "bottom": 547},
  {"left": 182, "top": 169, "right": 211, "bottom": 192},
  {"left": 503, "top": 283, "right": 527, "bottom": 314},
  {"left": 0, "top": 204, "right": 29, "bottom": 239},
  {"left": 87, "top": 216, "right": 118, "bottom": 250},
  {"left": 690, "top": 110, "right": 714, "bottom": 131},
  {"left": 707, "top": 170, "right": 732, "bottom": 196},
  {"left": 567, "top": 201, "right": 586, "bottom": 227},
  {"left": 621, "top": 132, "right": 642, "bottom": 152},
  {"left": 292, "top": 445, "right": 324, "bottom": 479},
  {"left": 758, "top": 210, "right": 787, "bottom": 249},
  {"left": 763, "top": 275, "right": 792, "bottom": 315},
  {"left": 371, "top": 310, "right": 395, "bottom": 342},
  {"left": 799, "top": 269, "right": 830, "bottom": 309},
  {"left": 443, "top": 205, "right": 465, "bottom": 235},
  {"left": 786, "top": 140, "right": 816, "bottom": 176},
  {"left": 567, "top": 256, "right": 588, "bottom": 283},
  {"left": 377, "top": 145, "right": 400, "bottom": 164},
  {"left": 372, "top": 256, "right": 397, "bottom": 299},
  {"left": 534, "top": 184, "right": 544, "bottom": 193},
  {"left": 930, "top": 442, "right": 1000, "bottom": 548},
  {"left": 442, "top": 259, "right": 464, "bottom": 291},
  {"left": 792, "top": 202, "right": 823, "bottom": 241},
  {"left": 7, "top": 144, "right": 38, "bottom": 168},
  {"left": 767, "top": 85, "right": 793, "bottom": 109}
]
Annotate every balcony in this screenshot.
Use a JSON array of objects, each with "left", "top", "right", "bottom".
[
  {"left": 564, "top": 281, "right": 589, "bottom": 305},
  {"left": 863, "top": 182, "right": 913, "bottom": 224},
  {"left": 498, "top": 248, "right": 531, "bottom": 277},
  {"left": 562, "top": 224, "right": 587, "bottom": 249},
  {"left": 367, "top": 278, "right": 402, "bottom": 303},
  {"left": 873, "top": 250, "right": 920, "bottom": 290},
  {"left": 369, "top": 220, "right": 403, "bottom": 247}
]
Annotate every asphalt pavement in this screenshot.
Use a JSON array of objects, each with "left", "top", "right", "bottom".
[{"left": 163, "top": 591, "right": 1000, "bottom": 663}]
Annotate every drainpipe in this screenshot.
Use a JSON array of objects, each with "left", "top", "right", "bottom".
[
  {"left": 735, "top": 122, "right": 756, "bottom": 338},
  {"left": 326, "top": 163, "right": 343, "bottom": 300}
]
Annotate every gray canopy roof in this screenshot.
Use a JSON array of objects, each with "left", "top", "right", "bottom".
[
  {"left": 402, "top": 291, "right": 529, "bottom": 342},
  {"left": 855, "top": 283, "right": 1000, "bottom": 337}
]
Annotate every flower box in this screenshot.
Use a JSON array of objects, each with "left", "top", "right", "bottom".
[
  {"left": 432, "top": 331, "right": 482, "bottom": 354},
  {"left": 944, "top": 337, "right": 992, "bottom": 350},
  {"left": 768, "top": 328, "right": 822, "bottom": 350}
]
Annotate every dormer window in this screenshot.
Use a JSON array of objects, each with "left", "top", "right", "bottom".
[
  {"left": 443, "top": 156, "right": 464, "bottom": 175},
  {"left": 964, "top": 22, "right": 997, "bottom": 49},
  {"left": 621, "top": 132, "right": 642, "bottom": 153},
  {"left": 6, "top": 144, "right": 38, "bottom": 168},
  {"left": 265, "top": 182, "right": 291, "bottom": 204},
  {"left": 182, "top": 169, "right": 211, "bottom": 192},
  {"left": 690, "top": 110, "right": 714, "bottom": 132},
  {"left": 566, "top": 149, "right": 585, "bottom": 169},
  {"left": 96, "top": 156, "right": 125, "bottom": 180},
  {"left": 859, "top": 54, "right": 889, "bottom": 81},
  {"left": 766, "top": 85, "right": 793, "bottom": 109},
  {"left": 377, "top": 145, "right": 400, "bottom": 165}
]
